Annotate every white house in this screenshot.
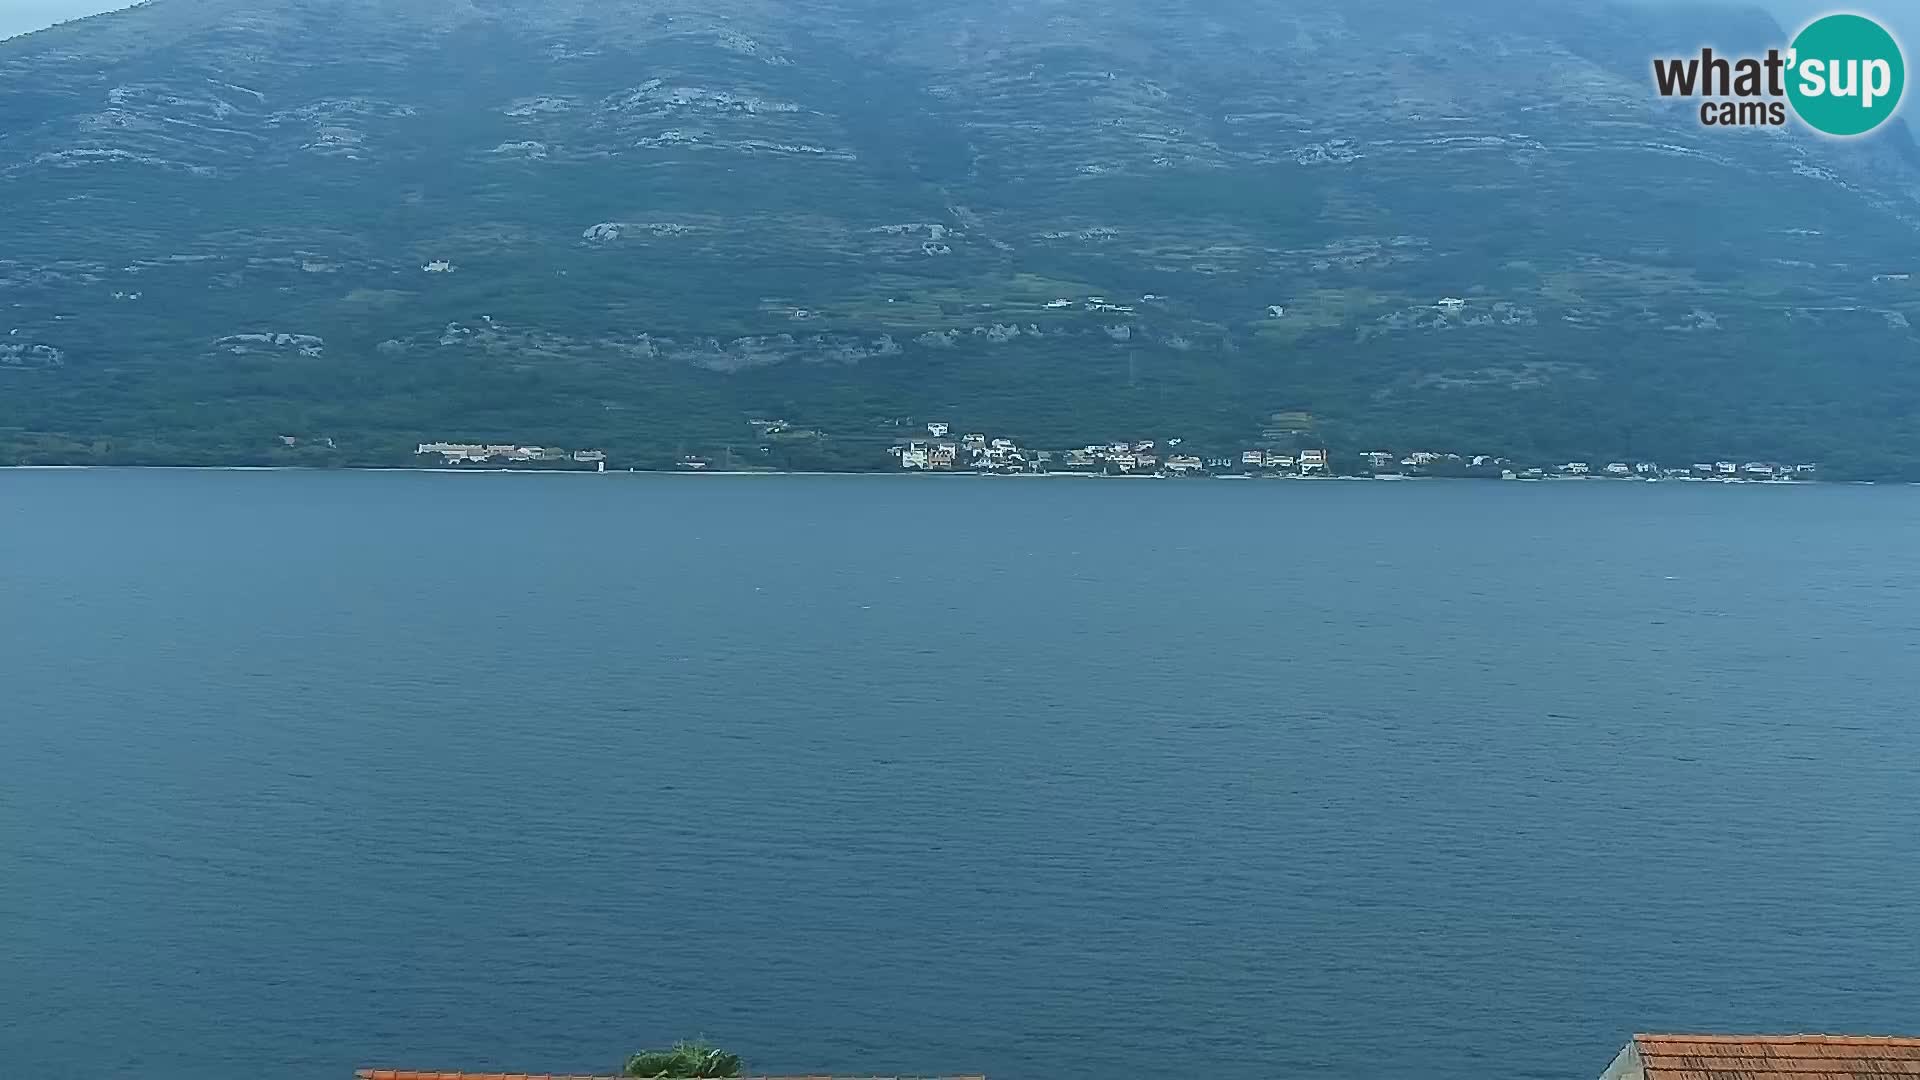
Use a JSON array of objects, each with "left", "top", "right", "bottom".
[{"left": 926, "top": 422, "right": 950, "bottom": 437}]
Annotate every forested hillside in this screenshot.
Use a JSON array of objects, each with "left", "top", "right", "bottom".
[{"left": 4, "top": 0, "right": 1920, "bottom": 475}]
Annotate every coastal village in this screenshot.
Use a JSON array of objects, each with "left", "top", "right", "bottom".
[
  {"left": 416, "top": 442, "right": 608, "bottom": 468},
  {"left": 414, "top": 427, "right": 1819, "bottom": 482},
  {"left": 881, "top": 422, "right": 1820, "bottom": 481}
]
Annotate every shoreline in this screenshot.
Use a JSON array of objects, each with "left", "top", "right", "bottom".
[{"left": 0, "top": 464, "right": 1855, "bottom": 484}]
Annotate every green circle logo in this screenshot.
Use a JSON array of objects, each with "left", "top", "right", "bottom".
[{"left": 1787, "top": 13, "right": 1906, "bottom": 136}]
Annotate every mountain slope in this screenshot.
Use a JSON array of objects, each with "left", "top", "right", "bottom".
[{"left": 4, "top": 0, "right": 1920, "bottom": 473}]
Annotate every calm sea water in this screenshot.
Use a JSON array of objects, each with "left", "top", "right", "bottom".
[{"left": 4, "top": 470, "right": 1919, "bottom": 1080}]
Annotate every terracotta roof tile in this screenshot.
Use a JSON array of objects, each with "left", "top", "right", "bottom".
[
  {"left": 357, "top": 1073, "right": 984, "bottom": 1080},
  {"left": 1634, "top": 1035, "right": 1920, "bottom": 1080}
]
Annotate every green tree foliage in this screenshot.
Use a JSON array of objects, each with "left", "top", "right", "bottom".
[{"left": 624, "top": 1041, "right": 744, "bottom": 1079}]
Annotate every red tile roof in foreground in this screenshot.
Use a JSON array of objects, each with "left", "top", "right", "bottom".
[
  {"left": 1635, "top": 1034, "right": 1920, "bottom": 1080},
  {"left": 357, "top": 1073, "right": 985, "bottom": 1080}
]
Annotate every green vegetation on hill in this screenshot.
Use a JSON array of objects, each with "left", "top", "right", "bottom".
[{"left": 4, "top": 0, "right": 1920, "bottom": 477}]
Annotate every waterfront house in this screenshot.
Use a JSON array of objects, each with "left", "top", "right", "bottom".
[
  {"left": 926, "top": 422, "right": 950, "bottom": 437},
  {"left": 1605, "top": 462, "right": 1631, "bottom": 475},
  {"left": 1242, "top": 449, "right": 1265, "bottom": 466},
  {"left": 1364, "top": 452, "right": 1395, "bottom": 469},
  {"left": 1298, "top": 449, "right": 1328, "bottom": 472},
  {"left": 1268, "top": 454, "right": 1296, "bottom": 469},
  {"left": 1716, "top": 461, "right": 1739, "bottom": 474},
  {"left": 1599, "top": 1034, "right": 1920, "bottom": 1080}
]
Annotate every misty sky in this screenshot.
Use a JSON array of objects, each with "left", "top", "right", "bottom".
[{"left": 1, "top": 0, "right": 137, "bottom": 40}]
